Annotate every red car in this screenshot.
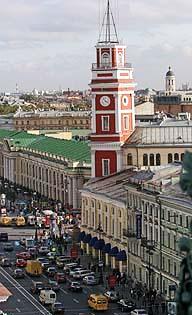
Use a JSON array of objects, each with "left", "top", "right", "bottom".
[
  {"left": 54, "top": 272, "right": 66, "bottom": 283},
  {"left": 16, "top": 259, "right": 27, "bottom": 267},
  {"left": 16, "top": 252, "right": 31, "bottom": 260}
]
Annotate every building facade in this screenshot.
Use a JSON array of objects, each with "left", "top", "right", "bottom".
[
  {"left": 0, "top": 129, "right": 91, "bottom": 208},
  {"left": 13, "top": 110, "right": 91, "bottom": 131}
]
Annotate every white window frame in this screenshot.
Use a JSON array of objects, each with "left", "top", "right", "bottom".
[
  {"left": 124, "top": 115, "right": 129, "bottom": 130},
  {"left": 102, "top": 116, "right": 109, "bottom": 131},
  {"left": 102, "top": 159, "right": 110, "bottom": 176}
]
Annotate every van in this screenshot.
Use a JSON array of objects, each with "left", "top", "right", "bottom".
[
  {"left": 16, "top": 216, "right": 26, "bottom": 227},
  {"left": 73, "top": 270, "right": 95, "bottom": 280},
  {"left": 88, "top": 294, "right": 108, "bottom": 311},
  {"left": 26, "top": 260, "right": 42, "bottom": 276},
  {"left": 39, "top": 289, "right": 56, "bottom": 305}
]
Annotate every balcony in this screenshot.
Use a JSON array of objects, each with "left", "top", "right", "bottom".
[
  {"left": 92, "top": 62, "right": 132, "bottom": 70},
  {"left": 123, "top": 228, "right": 137, "bottom": 239}
]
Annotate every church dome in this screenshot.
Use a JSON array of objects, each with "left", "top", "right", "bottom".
[{"left": 166, "top": 66, "right": 175, "bottom": 77}]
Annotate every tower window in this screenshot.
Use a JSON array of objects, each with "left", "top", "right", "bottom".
[
  {"left": 181, "top": 153, "right": 184, "bottom": 161},
  {"left": 174, "top": 153, "right": 179, "bottom": 161},
  {"left": 150, "top": 154, "right": 154, "bottom": 166},
  {"left": 127, "top": 153, "right": 133, "bottom": 166},
  {"left": 143, "top": 154, "right": 148, "bottom": 166},
  {"left": 102, "top": 159, "right": 110, "bottom": 176},
  {"left": 156, "top": 153, "right": 161, "bottom": 166},
  {"left": 124, "top": 115, "right": 129, "bottom": 130},
  {"left": 102, "top": 116, "right": 109, "bottom": 131},
  {"left": 168, "top": 153, "right": 173, "bottom": 163},
  {"left": 101, "top": 53, "right": 110, "bottom": 66}
]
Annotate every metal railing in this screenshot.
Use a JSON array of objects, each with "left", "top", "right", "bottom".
[{"left": 92, "top": 62, "right": 132, "bottom": 70}]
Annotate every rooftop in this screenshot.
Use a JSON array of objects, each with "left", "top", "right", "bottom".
[{"left": 14, "top": 110, "right": 91, "bottom": 119}]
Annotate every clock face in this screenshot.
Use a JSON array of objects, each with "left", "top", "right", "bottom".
[{"left": 100, "top": 96, "right": 111, "bottom": 107}]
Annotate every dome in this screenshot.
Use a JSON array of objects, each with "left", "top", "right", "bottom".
[{"left": 166, "top": 66, "right": 175, "bottom": 77}]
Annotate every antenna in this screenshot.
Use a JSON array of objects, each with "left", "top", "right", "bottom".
[{"left": 98, "top": 0, "right": 119, "bottom": 44}]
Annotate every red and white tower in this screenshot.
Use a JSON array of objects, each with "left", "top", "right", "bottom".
[{"left": 90, "top": 0, "right": 136, "bottom": 177}]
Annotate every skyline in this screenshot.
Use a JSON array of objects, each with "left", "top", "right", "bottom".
[{"left": 0, "top": 0, "right": 192, "bottom": 91}]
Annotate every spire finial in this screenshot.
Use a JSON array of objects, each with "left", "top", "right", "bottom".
[{"left": 98, "top": 0, "right": 119, "bottom": 44}]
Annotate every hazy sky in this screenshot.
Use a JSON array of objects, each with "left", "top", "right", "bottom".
[{"left": 0, "top": 0, "right": 192, "bottom": 92}]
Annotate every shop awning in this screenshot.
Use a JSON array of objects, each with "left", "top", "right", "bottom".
[
  {"left": 116, "top": 250, "right": 127, "bottom": 261},
  {"left": 83, "top": 233, "right": 92, "bottom": 244},
  {"left": 89, "top": 236, "right": 98, "bottom": 247},
  {"left": 94, "top": 239, "right": 105, "bottom": 250},
  {"left": 102, "top": 243, "right": 111, "bottom": 254},
  {"left": 109, "top": 246, "right": 119, "bottom": 257},
  {"left": 78, "top": 231, "right": 86, "bottom": 242}
]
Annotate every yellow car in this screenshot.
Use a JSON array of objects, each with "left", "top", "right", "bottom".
[{"left": 88, "top": 294, "right": 108, "bottom": 311}]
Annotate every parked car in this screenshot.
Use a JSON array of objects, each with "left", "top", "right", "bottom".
[
  {"left": 46, "top": 267, "right": 57, "bottom": 277},
  {"left": 48, "top": 280, "right": 60, "bottom": 292},
  {"left": 83, "top": 275, "right": 97, "bottom": 285},
  {"left": 38, "top": 246, "right": 49, "bottom": 255},
  {"left": 3, "top": 243, "right": 13, "bottom": 252},
  {"left": 0, "top": 258, "right": 11, "bottom": 267},
  {"left": 16, "top": 258, "right": 27, "bottom": 268},
  {"left": 117, "top": 299, "right": 135, "bottom": 312},
  {"left": 131, "top": 309, "right": 148, "bottom": 315},
  {"left": 68, "top": 281, "right": 82, "bottom": 292},
  {"left": 104, "top": 290, "right": 120, "bottom": 302},
  {"left": 13, "top": 268, "right": 25, "bottom": 279},
  {"left": 51, "top": 302, "right": 65, "bottom": 314},
  {"left": 16, "top": 251, "right": 31, "bottom": 260},
  {"left": 54, "top": 272, "right": 66, "bottom": 283},
  {"left": 30, "top": 281, "right": 44, "bottom": 294}
]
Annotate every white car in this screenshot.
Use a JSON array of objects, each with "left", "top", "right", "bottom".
[
  {"left": 82, "top": 275, "right": 97, "bottom": 285},
  {"left": 131, "top": 309, "right": 148, "bottom": 315},
  {"left": 38, "top": 246, "right": 49, "bottom": 255}
]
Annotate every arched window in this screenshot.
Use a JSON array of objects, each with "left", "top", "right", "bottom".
[
  {"left": 101, "top": 53, "right": 110, "bottom": 66},
  {"left": 127, "top": 153, "right": 133, "bottom": 165},
  {"left": 143, "top": 154, "right": 148, "bottom": 166},
  {"left": 156, "top": 153, "right": 161, "bottom": 166},
  {"left": 168, "top": 153, "right": 173, "bottom": 163},
  {"left": 150, "top": 154, "right": 154, "bottom": 166},
  {"left": 181, "top": 153, "right": 185, "bottom": 161},
  {"left": 174, "top": 153, "right": 179, "bottom": 161}
]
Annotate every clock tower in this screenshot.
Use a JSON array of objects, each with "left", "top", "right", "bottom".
[{"left": 90, "top": 0, "right": 136, "bottom": 178}]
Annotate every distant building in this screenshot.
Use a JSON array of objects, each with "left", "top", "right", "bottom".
[
  {"left": 154, "top": 66, "right": 192, "bottom": 115},
  {"left": 13, "top": 110, "right": 91, "bottom": 131}
]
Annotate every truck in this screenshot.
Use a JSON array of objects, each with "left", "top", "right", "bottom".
[
  {"left": 39, "top": 289, "right": 56, "bottom": 305},
  {"left": 26, "top": 260, "right": 42, "bottom": 276}
]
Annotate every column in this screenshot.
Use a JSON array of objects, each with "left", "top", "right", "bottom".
[
  {"left": 72, "top": 177, "right": 77, "bottom": 209},
  {"left": 105, "top": 254, "right": 109, "bottom": 266},
  {"left": 68, "top": 177, "right": 73, "bottom": 207}
]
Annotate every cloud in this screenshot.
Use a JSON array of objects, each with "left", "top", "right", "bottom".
[{"left": 0, "top": 0, "right": 191, "bottom": 90}]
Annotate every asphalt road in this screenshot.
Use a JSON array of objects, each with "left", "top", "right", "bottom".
[{"left": 0, "top": 239, "right": 127, "bottom": 315}]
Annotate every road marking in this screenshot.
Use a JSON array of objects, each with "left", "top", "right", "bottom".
[
  {"left": 73, "top": 298, "right": 80, "bottom": 303},
  {"left": 16, "top": 308, "right": 21, "bottom": 313},
  {"left": 60, "top": 288, "right": 68, "bottom": 294},
  {"left": 0, "top": 267, "right": 51, "bottom": 315}
]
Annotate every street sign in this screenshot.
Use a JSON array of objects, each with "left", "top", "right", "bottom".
[
  {"left": 98, "top": 260, "right": 103, "bottom": 267},
  {"left": 167, "top": 301, "right": 177, "bottom": 315}
]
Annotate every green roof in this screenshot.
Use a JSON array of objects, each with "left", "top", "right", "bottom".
[{"left": 0, "top": 129, "right": 91, "bottom": 164}]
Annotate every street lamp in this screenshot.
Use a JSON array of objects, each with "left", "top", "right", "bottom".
[
  {"left": 32, "top": 192, "right": 38, "bottom": 243},
  {"left": 97, "top": 221, "right": 104, "bottom": 284}
]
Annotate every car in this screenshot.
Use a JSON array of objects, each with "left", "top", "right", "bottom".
[
  {"left": 41, "top": 261, "right": 51, "bottom": 270},
  {"left": 30, "top": 281, "right": 44, "bottom": 294},
  {"left": 3, "top": 243, "right": 13, "bottom": 252},
  {"left": 36, "top": 257, "right": 49, "bottom": 264},
  {"left": 117, "top": 299, "right": 136, "bottom": 312},
  {"left": 104, "top": 290, "right": 120, "bottom": 302},
  {"left": 51, "top": 302, "right": 65, "bottom": 314},
  {"left": 20, "top": 237, "right": 26, "bottom": 246},
  {"left": 68, "top": 281, "right": 82, "bottom": 292},
  {"left": 48, "top": 280, "right": 60, "bottom": 292},
  {"left": 54, "top": 272, "right": 66, "bottom": 283},
  {"left": 70, "top": 268, "right": 88, "bottom": 277},
  {"left": 16, "top": 251, "right": 31, "bottom": 260},
  {"left": 0, "top": 258, "right": 11, "bottom": 267},
  {"left": 46, "top": 267, "right": 57, "bottom": 277},
  {"left": 131, "top": 309, "right": 148, "bottom": 315},
  {"left": 16, "top": 258, "right": 27, "bottom": 267},
  {"left": 27, "top": 247, "right": 37, "bottom": 257},
  {"left": 13, "top": 268, "right": 25, "bottom": 279},
  {"left": 63, "top": 262, "right": 79, "bottom": 273},
  {"left": 38, "top": 246, "right": 50, "bottom": 255},
  {"left": 83, "top": 275, "right": 97, "bottom": 285}
]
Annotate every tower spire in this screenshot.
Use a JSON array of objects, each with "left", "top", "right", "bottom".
[{"left": 99, "top": 0, "right": 119, "bottom": 44}]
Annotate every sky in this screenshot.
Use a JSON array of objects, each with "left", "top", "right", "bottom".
[{"left": 0, "top": 0, "right": 192, "bottom": 92}]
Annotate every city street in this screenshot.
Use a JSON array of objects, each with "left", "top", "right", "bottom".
[{"left": 0, "top": 238, "right": 127, "bottom": 315}]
